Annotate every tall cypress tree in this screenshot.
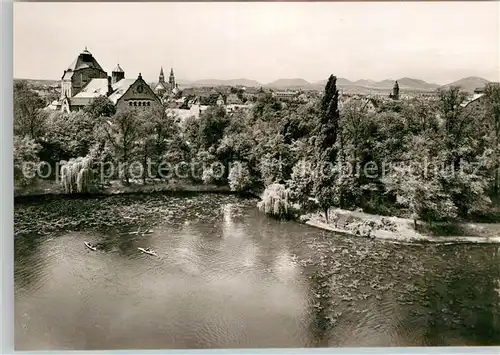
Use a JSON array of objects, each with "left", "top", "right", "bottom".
[
  {"left": 316, "top": 75, "right": 340, "bottom": 161},
  {"left": 321, "top": 75, "right": 336, "bottom": 115},
  {"left": 313, "top": 75, "right": 341, "bottom": 221}
]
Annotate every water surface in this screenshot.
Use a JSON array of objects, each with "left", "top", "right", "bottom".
[{"left": 14, "top": 193, "right": 500, "bottom": 349}]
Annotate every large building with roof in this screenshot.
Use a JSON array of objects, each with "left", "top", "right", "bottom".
[
  {"left": 50, "top": 47, "right": 161, "bottom": 113},
  {"left": 461, "top": 87, "right": 486, "bottom": 116}
]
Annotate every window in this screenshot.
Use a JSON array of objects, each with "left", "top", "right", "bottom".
[
  {"left": 129, "top": 102, "right": 132, "bottom": 106},
  {"left": 147, "top": 102, "right": 150, "bottom": 106},
  {"left": 82, "top": 54, "right": 92, "bottom": 62},
  {"left": 133, "top": 102, "right": 137, "bottom": 106}
]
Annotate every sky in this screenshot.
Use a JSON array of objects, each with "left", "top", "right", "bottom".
[{"left": 13, "top": 2, "right": 500, "bottom": 85}]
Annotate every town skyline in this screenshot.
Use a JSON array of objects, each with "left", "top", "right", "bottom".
[{"left": 14, "top": 2, "right": 499, "bottom": 85}]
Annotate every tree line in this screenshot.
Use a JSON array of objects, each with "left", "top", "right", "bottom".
[{"left": 13, "top": 78, "right": 500, "bottom": 226}]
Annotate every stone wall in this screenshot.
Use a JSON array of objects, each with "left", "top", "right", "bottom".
[{"left": 71, "top": 68, "right": 108, "bottom": 96}]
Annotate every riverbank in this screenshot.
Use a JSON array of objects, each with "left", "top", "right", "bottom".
[
  {"left": 15, "top": 191, "right": 500, "bottom": 348},
  {"left": 15, "top": 180, "right": 500, "bottom": 244},
  {"left": 14, "top": 179, "right": 232, "bottom": 200},
  {"left": 301, "top": 208, "right": 500, "bottom": 244}
]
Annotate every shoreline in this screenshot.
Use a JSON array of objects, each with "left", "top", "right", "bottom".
[
  {"left": 14, "top": 179, "right": 235, "bottom": 202},
  {"left": 14, "top": 180, "right": 500, "bottom": 244},
  {"left": 301, "top": 209, "right": 500, "bottom": 245}
]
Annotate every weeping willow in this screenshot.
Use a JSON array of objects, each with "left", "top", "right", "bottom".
[
  {"left": 257, "top": 183, "right": 290, "bottom": 218},
  {"left": 60, "top": 143, "right": 101, "bottom": 194}
]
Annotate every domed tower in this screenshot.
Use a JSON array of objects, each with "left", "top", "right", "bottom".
[
  {"left": 60, "top": 46, "right": 107, "bottom": 99},
  {"left": 172, "top": 83, "right": 181, "bottom": 98},
  {"left": 112, "top": 64, "right": 125, "bottom": 84}
]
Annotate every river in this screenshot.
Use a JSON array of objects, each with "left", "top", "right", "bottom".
[{"left": 14, "top": 193, "right": 500, "bottom": 350}]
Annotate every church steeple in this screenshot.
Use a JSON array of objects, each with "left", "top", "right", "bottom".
[
  {"left": 169, "top": 68, "right": 175, "bottom": 91},
  {"left": 392, "top": 80, "right": 400, "bottom": 100},
  {"left": 159, "top": 67, "right": 165, "bottom": 83}
]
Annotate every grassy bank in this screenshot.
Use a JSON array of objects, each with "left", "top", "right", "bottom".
[
  {"left": 301, "top": 208, "right": 500, "bottom": 244},
  {"left": 14, "top": 178, "right": 232, "bottom": 199}
]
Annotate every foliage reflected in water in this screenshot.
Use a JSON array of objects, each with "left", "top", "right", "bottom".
[
  {"left": 413, "top": 246, "right": 500, "bottom": 345},
  {"left": 299, "top": 237, "right": 500, "bottom": 346},
  {"left": 14, "top": 193, "right": 500, "bottom": 347}
]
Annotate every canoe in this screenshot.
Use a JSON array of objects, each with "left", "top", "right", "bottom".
[
  {"left": 84, "top": 242, "right": 97, "bottom": 251},
  {"left": 138, "top": 247, "right": 157, "bottom": 256}
]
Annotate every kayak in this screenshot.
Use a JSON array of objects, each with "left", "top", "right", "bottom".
[
  {"left": 138, "top": 247, "right": 158, "bottom": 256},
  {"left": 84, "top": 242, "right": 97, "bottom": 251}
]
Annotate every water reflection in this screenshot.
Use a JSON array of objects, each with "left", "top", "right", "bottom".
[
  {"left": 414, "top": 245, "right": 500, "bottom": 346},
  {"left": 14, "top": 233, "right": 48, "bottom": 292},
  {"left": 14, "top": 193, "right": 500, "bottom": 350}
]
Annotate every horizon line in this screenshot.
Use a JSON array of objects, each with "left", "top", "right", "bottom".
[{"left": 13, "top": 74, "right": 498, "bottom": 87}]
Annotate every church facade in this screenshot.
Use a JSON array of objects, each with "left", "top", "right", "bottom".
[
  {"left": 154, "top": 67, "right": 181, "bottom": 99},
  {"left": 51, "top": 47, "right": 161, "bottom": 113}
]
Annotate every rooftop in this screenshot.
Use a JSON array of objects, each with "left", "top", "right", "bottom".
[
  {"left": 72, "top": 78, "right": 136, "bottom": 105},
  {"left": 113, "top": 64, "right": 124, "bottom": 73},
  {"left": 74, "top": 78, "right": 108, "bottom": 98},
  {"left": 461, "top": 93, "right": 485, "bottom": 107},
  {"left": 68, "top": 96, "right": 94, "bottom": 106},
  {"left": 65, "top": 48, "right": 105, "bottom": 72},
  {"left": 108, "top": 79, "right": 136, "bottom": 104}
]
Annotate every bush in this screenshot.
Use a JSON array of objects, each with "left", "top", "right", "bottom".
[
  {"left": 13, "top": 136, "right": 42, "bottom": 187},
  {"left": 228, "top": 161, "right": 252, "bottom": 192}
]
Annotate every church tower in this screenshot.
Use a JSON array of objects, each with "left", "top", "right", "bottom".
[
  {"left": 159, "top": 67, "right": 165, "bottom": 84},
  {"left": 391, "top": 81, "right": 400, "bottom": 100},
  {"left": 154, "top": 67, "right": 167, "bottom": 96},
  {"left": 60, "top": 75, "right": 72, "bottom": 99},
  {"left": 169, "top": 68, "right": 176, "bottom": 91},
  {"left": 112, "top": 64, "right": 125, "bottom": 84}
]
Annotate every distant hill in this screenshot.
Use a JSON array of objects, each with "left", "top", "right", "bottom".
[
  {"left": 312, "top": 77, "right": 439, "bottom": 92},
  {"left": 372, "top": 79, "right": 394, "bottom": 88},
  {"left": 14, "top": 78, "right": 59, "bottom": 86},
  {"left": 396, "top": 77, "right": 440, "bottom": 90},
  {"left": 314, "top": 77, "right": 352, "bottom": 87},
  {"left": 15, "top": 75, "right": 493, "bottom": 93},
  {"left": 176, "top": 79, "right": 193, "bottom": 86},
  {"left": 442, "top": 76, "right": 491, "bottom": 92},
  {"left": 352, "top": 79, "right": 378, "bottom": 88},
  {"left": 363, "top": 77, "right": 440, "bottom": 90},
  {"left": 191, "top": 78, "right": 262, "bottom": 87},
  {"left": 266, "top": 78, "right": 311, "bottom": 88}
]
